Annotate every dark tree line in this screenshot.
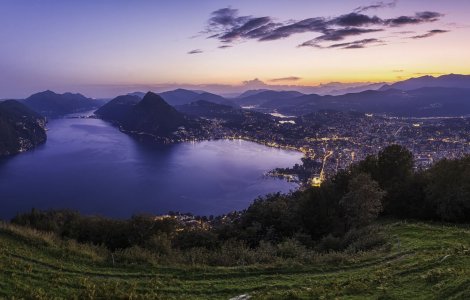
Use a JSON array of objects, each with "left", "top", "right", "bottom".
[{"left": 11, "top": 145, "right": 470, "bottom": 254}]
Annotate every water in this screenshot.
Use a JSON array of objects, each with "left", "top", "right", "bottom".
[{"left": 0, "top": 116, "right": 302, "bottom": 219}]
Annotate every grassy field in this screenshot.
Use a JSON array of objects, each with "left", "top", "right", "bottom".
[{"left": 1, "top": 221, "right": 469, "bottom": 299}]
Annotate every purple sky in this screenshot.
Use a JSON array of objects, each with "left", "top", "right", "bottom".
[{"left": 1, "top": 0, "right": 469, "bottom": 98}]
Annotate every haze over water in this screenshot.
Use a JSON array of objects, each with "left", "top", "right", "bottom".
[{"left": 0, "top": 116, "right": 302, "bottom": 220}]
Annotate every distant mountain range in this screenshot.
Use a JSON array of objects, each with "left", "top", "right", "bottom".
[
  {"left": 229, "top": 75, "right": 470, "bottom": 117},
  {"left": 0, "top": 100, "right": 47, "bottom": 156},
  {"left": 380, "top": 74, "right": 470, "bottom": 91},
  {"left": 266, "top": 87, "right": 470, "bottom": 117},
  {"left": 235, "top": 90, "right": 305, "bottom": 107},
  {"left": 129, "top": 89, "right": 239, "bottom": 108},
  {"left": 21, "top": 90, "right": 104, "bottom": 117},
  {"left": 175, "top": 100, "right": 273, "bottom": 128}
]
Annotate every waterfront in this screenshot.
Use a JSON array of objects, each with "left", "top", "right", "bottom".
[{"left": 0, "top": 117, "right": 302, "bottom": 219}]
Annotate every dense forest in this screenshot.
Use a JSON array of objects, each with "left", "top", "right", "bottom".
[{"left": 10, "top": 145, "right": 470, "bottom": 266}]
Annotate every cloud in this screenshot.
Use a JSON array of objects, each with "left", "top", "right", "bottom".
[
  {"left": 188, "top": 49, "right": 203, "bottom": 54},
  {"left": 220, "top": 16, "right": 273, "bottom": 42},
  {"left": 330, "top": 13, "right": 382, "bottom": 27},
  {"left": 392, "top": 69, "right": 404, "bottom": 72},
  {"left": 354, "top": 1, "right": 398, "bottom": 13},
  {"left": 410, "top": 29, "right": 449, "bottom": 39},
  {"left": 242, "top": 78, "right": 267, "bottom": 87},
  {"left": 314, "top": 28, "right": 383, "bottom": 42},
  {"left": 218, "top": 45, "right": 232, "bottom": 49},
  {"left": 305, "top": 38, "right": 385, "bottom": 49},
  {"left": 259, "top": 18, "right": 328, "bottom": 41},
  {"left": 202, "top": 7, "right": 444, "bottom": 50},
  {"left": 385, "top": 11, "right": 443, "bottom": 26},
  {"left": 269, "top": 76, "right": 302, "bottom": 82},
  {"left": 208, "top": 8, "right": 245, "bottom": 27}
]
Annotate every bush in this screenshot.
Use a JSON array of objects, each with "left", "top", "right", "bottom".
[{"left": 113, "top": 246, "right": 157, "bottom": 265}]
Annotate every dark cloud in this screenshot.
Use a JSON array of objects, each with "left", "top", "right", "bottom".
[
  {"left": 270, "top": 76, "right": 302, "bottom": 82},
  {"left": 331, "top": 13, "right": 382, "bottom": 27},
  {"left": 202, "top": 7, "right": 444, "bottom": 50},
  {"left": 220, "top": 17, "right": 272, "bottom": 42},
  {"left": 330, "top": 38, "right": 384, "bottom": 49},
  {"left": 314, "top": 28, "right": 383, "bottom": 42},
  {"left": 218, "top": 45, "right": 232, "bottom": 49},
  {"left": 188, "top": 49, "right": 203, "bottom": 54},
  {"left": 354, "top": 0, "right": 397, "bottom": 13},
  {"left": 304, "top": 38, "right": 384, "bottom": 49},
  {"left": 208, "top": 8, "right": 247, "bottom": 28},
  {"left": 410, "top": 29, "right": 449, "bottom": 39},
  {"left": 385, "top": 11, "right": 443, "bottom": 26},
  {"left": 260, "top": 18, "right": 328, "bottom": 41}
]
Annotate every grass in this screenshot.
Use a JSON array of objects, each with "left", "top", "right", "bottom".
[{"left": 1, "top": 221, "right": 470, "bottom": 299}]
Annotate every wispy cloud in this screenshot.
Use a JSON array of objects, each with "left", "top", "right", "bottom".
[
  {"left": 409, "top": 29, "right": 449, "bottom": 39},
  {"left": 269, "top": 76, "right": 302, "bottom": 82},
  {"left": 188, "top": 49, "right": 203, "bottom": 54},
  {"left": 302, "top": 38, "right": 385, "bottom": 50},
  {"left": 201, "top": 5, "right": 445, "bottom": 50},
  {"left": 354, "top": 0, "right": 398, "bottom": 13}
]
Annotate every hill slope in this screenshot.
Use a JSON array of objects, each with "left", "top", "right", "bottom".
[
  {"left": 0, "top": 221, "right": 469, "bottom": 299},
  {"left": 380, "top": 74, "right": 470, "bottom": 91},
  {"left": 267, "top": 87, "right": 470, "bottom": 117},
  {"left": 96, "top": 92, "right": 194, "bottom": 141},
  {"left": 0, "top": 100, "right": 47, "bottom": 156},
  {"left": 23, "top": 90, "right": 102, "bottom": 117},
  {"left": 159, "top": 89, "right": 238, "bottom": 107}
]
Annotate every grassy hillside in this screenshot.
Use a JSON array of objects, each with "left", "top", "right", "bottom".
[{"left": 1, "top": 221, "right": 469, "bottom": 299}]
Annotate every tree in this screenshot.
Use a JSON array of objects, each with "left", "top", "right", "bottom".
[
  {"left": 377, "top": 144, "right": 413, "bottom": 185},
  {"left": 424, "top": 156, "right": 470, "bottom": 222},
  {"left": 340, "top": 173, "right": 385, "bottom": 229}
]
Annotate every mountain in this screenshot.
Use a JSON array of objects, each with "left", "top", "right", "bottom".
[
  {"left": 0, "top": 100, "right": 47, "bottom": 156},
  {"left": 159, "top": 89, "right": 238, "bottom": 107},
  {"left": 328, "top": 82, "right": 386, "bottom": 95},
  {"left": 236, "top": 90, "right": 305, "bottom": 107},
  {"left": 175, "top": 99, "right": 275, "bottom": 131},
  {"left": 236, "top": 89, "right": 271, "bottom": 98},
  {"left": 274, "top": 87, "right": 470, "bottom": 117},
  {"left": 23, "top": 90, "right": 102, "bottom": 117},
  {"left": 127, "top": 92, "right": 146, "bottom": 99},
  {"left": 380, "top": 74, "right": 470, "bottom": 91},
  {"left": 175, "top": 100, "right": 239, "bottom": 118},
  {"left": 95, "top": 95, "right": 141, "bottom": 121},
  {"left": 96, "top": 92, "right": 192, "bottom": 140}
]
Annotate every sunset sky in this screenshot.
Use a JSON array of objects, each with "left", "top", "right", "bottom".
[{"left": 1, "top": 0, "right": 469, "bottom": 98}]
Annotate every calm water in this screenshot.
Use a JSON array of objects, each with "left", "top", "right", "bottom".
[{"left": 0, "top": 116, "right": 302, "bottom": 219}]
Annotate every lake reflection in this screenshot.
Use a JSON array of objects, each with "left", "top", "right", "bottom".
[{"left": 0, "top": 117, "right": 302, "bottom": 219}]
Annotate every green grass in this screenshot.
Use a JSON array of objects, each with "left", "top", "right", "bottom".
[{"left": 1, "top": 221, "right": 470, "bottom": 299}]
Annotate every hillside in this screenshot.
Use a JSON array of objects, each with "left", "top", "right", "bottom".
[
  {"left": 1, "top": 221, "right": 469, "bottom": 299},
  {"left": 23, "top": 90, "right": 102, "bottom": 117},
  {"left": 160, "top": 89, "right": 238, "bottom": 107},
  {"left": 96, "top": 92, "right": 194, "bottom": 141},
  {"left": 94, "top": 95, "right": 141, "bottom": 121},
  {"left": 380, "top": 74, "right": 470, "bottom": 91},
  {"left": 265, "top": 87, "right": 470, "bottom": 117},
  {"left": 0, "top": 100, "right": 47, "bottom": 156},
  {"left": 236, "top": 90, "right": 305, "bottom": 107}
]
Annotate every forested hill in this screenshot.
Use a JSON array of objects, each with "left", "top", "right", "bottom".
[
  {"left": 96, "top": 92, "right": 194, "bottom": 141},
  {"left": 0, "top": 100, "right": 47, "bottom": 156},
  {"left": 23, "top": 90, "right": 103, "bottom": 117}
]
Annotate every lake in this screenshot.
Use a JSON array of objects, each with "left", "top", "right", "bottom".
[{"left": 0, "top": 116, "right": 302, "bottom": 219}]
